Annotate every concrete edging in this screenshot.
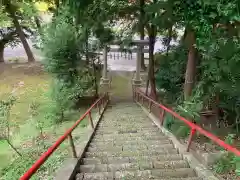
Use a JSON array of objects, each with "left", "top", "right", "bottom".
[{"left": 137, "top": 102, "right": 221, "bottom": 180}]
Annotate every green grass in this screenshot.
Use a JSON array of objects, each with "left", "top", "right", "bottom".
[
  {"left": 0, "top": 141, "right": 12, "bottom": 168},
  {"left": 0, "top": 64, "right": 50, "bottom": 171},
  {"left": 0, "top": 63, "right": 96, "bottom": 179},
  {"left": 110, "top": 72, "right": 133, "bottom": 97}
]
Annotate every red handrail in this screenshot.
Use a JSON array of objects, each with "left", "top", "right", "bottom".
[
  {"left": 134, "top": 88, "right": 240, "bottom": 156},
  {"left": 20, "top": 94, "right": 109, "bottom": 180}
]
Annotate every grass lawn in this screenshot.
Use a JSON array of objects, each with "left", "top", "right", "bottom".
[
  {"left": 0, "top": 63, "right": 95, "bottom": 179},
  {"left": 0, "top": 63, "right": 49, "bottom": 170}
]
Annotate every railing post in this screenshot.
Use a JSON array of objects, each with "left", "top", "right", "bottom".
[
  {"left": 149, "top": 101, "right": 152, "bottom": 112},
  {"left": 134, "top": 90, "right": 137, "bottom": 101},
  {"left": 98, "top": 99, "right": 102, "bottom": 114},
  {"left": 88, "top": 111, "right": 94, "bottom": 129},
  {"left": 97, "top": 103, "right": 100, "bottom": 114},
  {"left": 132, "top": 89, "right": 134, "bottom": 101},
  {"left": 68, "top": 133, "right": 77, "bottom": 158},
  {"left": 160, "top": 109, "right": 165, "bottom": 126},
  {"left": 106, "top": 93, "right": 109, "bottom": 103},
  {"left": 107, "top": 93, "right": 110, "bottom": 102},
  {"left": 186, "top": 128, "right": 196, "bottom": 152},
  {"left": 100, "top": 99, "right": 103, "bottom": 110},
  {"left": 141, "top": 95, "right": 144, "bottom": 104},
  {"left": 102, "top": 97, "right": 105, "bottom": 107}
]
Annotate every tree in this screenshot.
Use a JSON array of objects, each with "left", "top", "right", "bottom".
[
  {"left": 184, "top": 28, "right": 197, "bottom": 100},
  {"left": 3, "top": 0, "right": 35, "bottom": 62},
  {"left": 146, "top": 23, "right": 157, "bottom": 100},
  {"left": 144, "top": 0, "right": 166, "bottom": 100},
  {"left": 139, "top": 0, "right": 146, "bottom": 70},
  {"left": 0, "top": 26, "right": 33, "bottom": 62},
  {"left": 0, "top": 28, "right": 17, "bottom": 62},
  {"left": 20, "top": 1, "right": 43, "bottom": 34},
  {"left": 155, "top": 0, "right": 240, "bottom": 129}
]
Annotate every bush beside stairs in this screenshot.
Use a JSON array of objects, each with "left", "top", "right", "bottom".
[{"left": 76, "top": 102, "right": 202, "bottom": 180}]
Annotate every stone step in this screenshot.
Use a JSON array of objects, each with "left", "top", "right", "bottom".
[
  {"left": 155, "top": 178, "right": 202, "bottom": 180},
  {"left": 105, "top": 108, "right": 142, "bottom": 112},
  {"left": 106, "top": 108, "right": 141, "bottom": 110},
  {"left": 94, "top": 131, "right": 166, "bottom": 139},
  {"left": 88, "top": 143, "right": 174, "bottom": 152},
  {"left": 101, "top": 114, "right": 146, "bottom": 116},
  {"left": 90, "top": 139, "right": 172, "bottom": 146},
  {"left": 75, "top": 103, "right": 202, "bottom": 180},
  {"left": 82, "top": 154, "right": 183, "bottom": 165},
  {"left": 98, "top": 118, "right": 152, "bottom": 122},
  {"left": 97, "top": 125, "right": 157, "bottom": 129},
  {"left": 99, "top": 117, "right": 153, "bottom": 121},
  {"left": 77, "top": 172, "right": 201, "bottom": 180},
  {"left": 96, "top": 124, "right": 158, "bottom": 128},
  {"left": 95, "top": 129, "right": 160, "bottom": 134},
  {"left": 150, "top": 168, "right": 196, "bottom": 178},
  {"left": 106, "top": 112, "right": 144, "bottom": 114},
  {"left": 106, "top": 105, "right": 140, "bottom": 108},
  {"left": 96, "top": 128, "right": 160, "bottom": 133},
  {"left": 100, "top": 119, "right": 150, "bottom": 122},
  {"left": 76, "top": 168, "right": 197, "bottom": 179},
  {"left": 87, "top": 146, "right": 123, "bottom": 152},
  {"left": 93, "top": 134, "right": 166, "bottom": 140},
  {"left": 99, "top": 119, "right": 156, "bottom": 122},
  {"left": 94, "top": 131, "right": 163, "bottom": 137},
  {"left": 80, "top": 160, "right": 189, "bottom": 173},
  {"left": 91, "top": 135, "right": 166, "bottom": 141},
  {"left": 85, "top": 149, "right": 179, "bottom": 158}
]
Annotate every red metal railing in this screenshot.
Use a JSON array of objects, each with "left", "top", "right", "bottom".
[
  {"left": 20, "top": 94, "right": 109, "bottom": 180},
  {"left": 133, "top": 88, "right": 240, "bottom": 156}
]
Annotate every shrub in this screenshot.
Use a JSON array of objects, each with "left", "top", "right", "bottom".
[
  {"left": 163, "top": 113, "right": 190, "bottom": 138},
  {"left": 213, "top": 134, "right": 240, "bottom": 177},
  {"left": 42, "top": 8, "right": 95, "bottom": 123},
  {"left": 42, "top": 18, "right": 80, "bottom": 82},
  {"left": 155, "top": 45, "right": 187, "bottom": 104},
  {"left": 214, "top": 152, "right": 235, "bottom": 174}
]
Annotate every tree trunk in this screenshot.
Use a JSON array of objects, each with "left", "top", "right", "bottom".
[
  {"left": 145, "top": 77, "right": 149, "bottom": 95},
  {"left": 93, "top": 57, "right": 99, "bottom": 97},
  {"left": 34, "top": 16, "right": 41, "bottom": 33},
  {"left": 54, "top": 0, "right": 60, "bottom": 16},
  {"left": 139, "top": 0, "right": 146, "bottom": 70},
  {"left": 85, "top": 29, "right": 89, "bottom": 65},
  {"left": 0, "top": 43, "right": 4, "bottom": 62},
  {"left": 148, "top": 25, "right": 157, "bottom": 100},
  {"left": 4, "top": 2, "right": 35, "bottom": 62},
  {"left": 184, "top": 29, "right": 197, "bottom": 100},
  {"left": 140, "top": 30, "right": 145, "bottom": 70},
  {"left": 166, "top": 26, "right": 173, "bottom": 56}
]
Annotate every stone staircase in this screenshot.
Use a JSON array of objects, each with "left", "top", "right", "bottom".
[{"left": 76, "top": 102, "right": 202, "bottom": 180}]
